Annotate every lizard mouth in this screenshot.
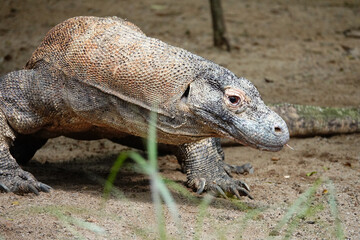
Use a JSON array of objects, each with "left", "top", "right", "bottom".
[
  {"left": 214, "top": 118, "right": 289, "bottom": 152},
  {"left": 224, "top": 133, "right": 287, "bottom": 152}
]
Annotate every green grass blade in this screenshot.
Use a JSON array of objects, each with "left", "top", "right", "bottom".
[
  {"left": 327, "top": 180, "right": 345, "bottom": 239},
  {"left": 163, "top": 178, "right": 199, "bottom": 202},
  {"left": 147, "top": 111, "right": 158, "bottom": 169},
  {"left": 150, "top": 177, "right": 167, "bottom": 240},
  {"left": 128, "top": 151, "right": 152, "bottom": 174},
  {"left": 155, "top": 176, "right": 182, "bottom": 229},
  {"left": 103, "top": 151, "right": 128, "bottom": 199}
]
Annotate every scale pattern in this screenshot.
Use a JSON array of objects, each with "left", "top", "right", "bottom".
[{"left": 26, "top": 16, "right": 207, "bottom": 114}]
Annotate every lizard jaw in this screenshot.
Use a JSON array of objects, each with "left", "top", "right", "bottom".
[{"left": 224, "top": 133, "right": 288, "bottom": 152}]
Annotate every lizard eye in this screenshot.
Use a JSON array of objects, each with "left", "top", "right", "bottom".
[
  {"left": 224, "top": 88, "right": 249, "bottom": 112},
  {"left": 228, "top": 96, "right": 241, "bottom": 105}
]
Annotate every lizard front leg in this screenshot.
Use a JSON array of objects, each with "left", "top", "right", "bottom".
[
  {"left": 212, "top": 138, "right": 254, "bottom": 175},
  {"left": 178, "top": 138, "right": 253, "bottom": 199},
  {"left": 0, "top": 110, "right": 51, "bottom": 195}
]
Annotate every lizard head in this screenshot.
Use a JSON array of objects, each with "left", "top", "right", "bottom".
[{"left": 181, "top": 65, "right": 289, "bottom": 151}]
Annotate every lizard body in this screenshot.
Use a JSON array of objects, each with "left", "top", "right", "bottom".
[{"left": 0, "top": 16, "right": 290, "bottom": 198}]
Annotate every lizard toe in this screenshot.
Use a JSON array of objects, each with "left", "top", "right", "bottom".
[
  {"left": 224, "top": 163, "right": 254, "bottom": 175},
  {"left": 26, "top": 184, "right": 40, "bottom": 195},
  {"left": 195, "top": 178, "right": 206, "bottom": 194},
  {"left": 231, "top": 186, "right": 242, "bottom": 199},
  {"left": 234, "top": 179, "right": 250, "bottom": 191},
  {"left": 38, "top": 182, "right": 52, "bottom": 193},
  {"left": 0, "top": 182, "right": 10, "bottom": 193},
  {"left": 215, "top": 185, "right": 227, "bottom": 198},
  {"left": 194, "top": 176, "right": 252, "bottom": 200},
  {"left": 214, "top": 177, "right": 252, "bottom": 199},
  {"left": 14, "top": 180, "right": 52, "bottom": 195},
  {"left": 235, "top": 186, "right": 253, "bottom": 200},
  {"left": 0, "top": 168, "right": 51, "bottom": 195}
]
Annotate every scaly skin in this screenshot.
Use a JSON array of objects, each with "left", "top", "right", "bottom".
[
  {"left": 270, "top": 103, "right": 360, "bottom": 137},
  {"left": 0, "top": 16, "right": 289, "bottom": 198},
  {"left": 177, "top": 138, "right": 253, "bottom": 199}
]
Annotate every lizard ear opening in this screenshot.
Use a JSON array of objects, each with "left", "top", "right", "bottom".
[{"left": 181, "top": 85, "right": 190, "bottom": 103}]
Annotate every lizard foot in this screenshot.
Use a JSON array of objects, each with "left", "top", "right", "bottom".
[
  {"left": 180, "top": 138, "right": 253, "bottom": 200},
  {"left": 224, "top": 163, "right": 254, "bottom": 175},
  {"left": 188, "top": 174, "right": 253, "bottom": 200},
  {"left": 0, "top": 168, "right": 51, "bottom": 195}
]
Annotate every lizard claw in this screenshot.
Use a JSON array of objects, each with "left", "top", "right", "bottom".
[
  {"left": 196, "top": 178, "right": 206, "bottom": 194},
  {"left": 17, "top": 181, "right": 51, "bottom": 195},
  {"left": 232, "top": 179, "right": 253, "bottom": 199},
  {"left": 211, "top": 180, "right": 253, "bottom": 199},
  {"left": 235, "top": 179, "right": 250, "bottom": 191},
  {"left": 0, "top": 182, "right": 10, "bottom": 193},
  {"left": 39, "top": 183, "right": 52, "bottom": 193},
  {"left": 235, "top": 186, "right": 253, "bottom": 200},
  {"left": 215, "top": 185, "right": 227, "bottom": 198},
  {"left": 189, "top": 175, "right": 252, "bottom": 199},
  {"left": 231, "top": 186, "right": 241, "bottom": 199},
  {"left": 0, "top": 168, "right": 52, "bottom": 195},
  {"left": 27, "top": 184, "right": 40, "bottom": 195}
]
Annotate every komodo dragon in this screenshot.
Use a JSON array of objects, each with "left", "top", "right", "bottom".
[
  {"left": 0, "top": 16, "right": 290, "bottom": 198},
  {"left": 4, "top": 16, "right": 357, "bottom": 199}
]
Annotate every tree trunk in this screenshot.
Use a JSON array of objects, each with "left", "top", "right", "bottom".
[{"left": 209, "top": 0, "right": 230, "bottom": 51}]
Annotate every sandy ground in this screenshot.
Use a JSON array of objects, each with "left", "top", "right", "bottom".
[{"left": 0, "top": 0, "right": 359, "bottom": 239}]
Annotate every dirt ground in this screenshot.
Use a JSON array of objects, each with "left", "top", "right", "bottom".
[{"left": 0, "top": 0, "right": 359, "bottom": 239}]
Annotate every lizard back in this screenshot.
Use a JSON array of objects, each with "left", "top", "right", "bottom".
[{"left": 26, "top": 16, "right": 205, "bottom": 116}]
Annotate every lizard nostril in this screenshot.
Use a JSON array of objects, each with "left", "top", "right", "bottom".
[{"left": 274, "top": 126, "right": 282, "bottom": 133}]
